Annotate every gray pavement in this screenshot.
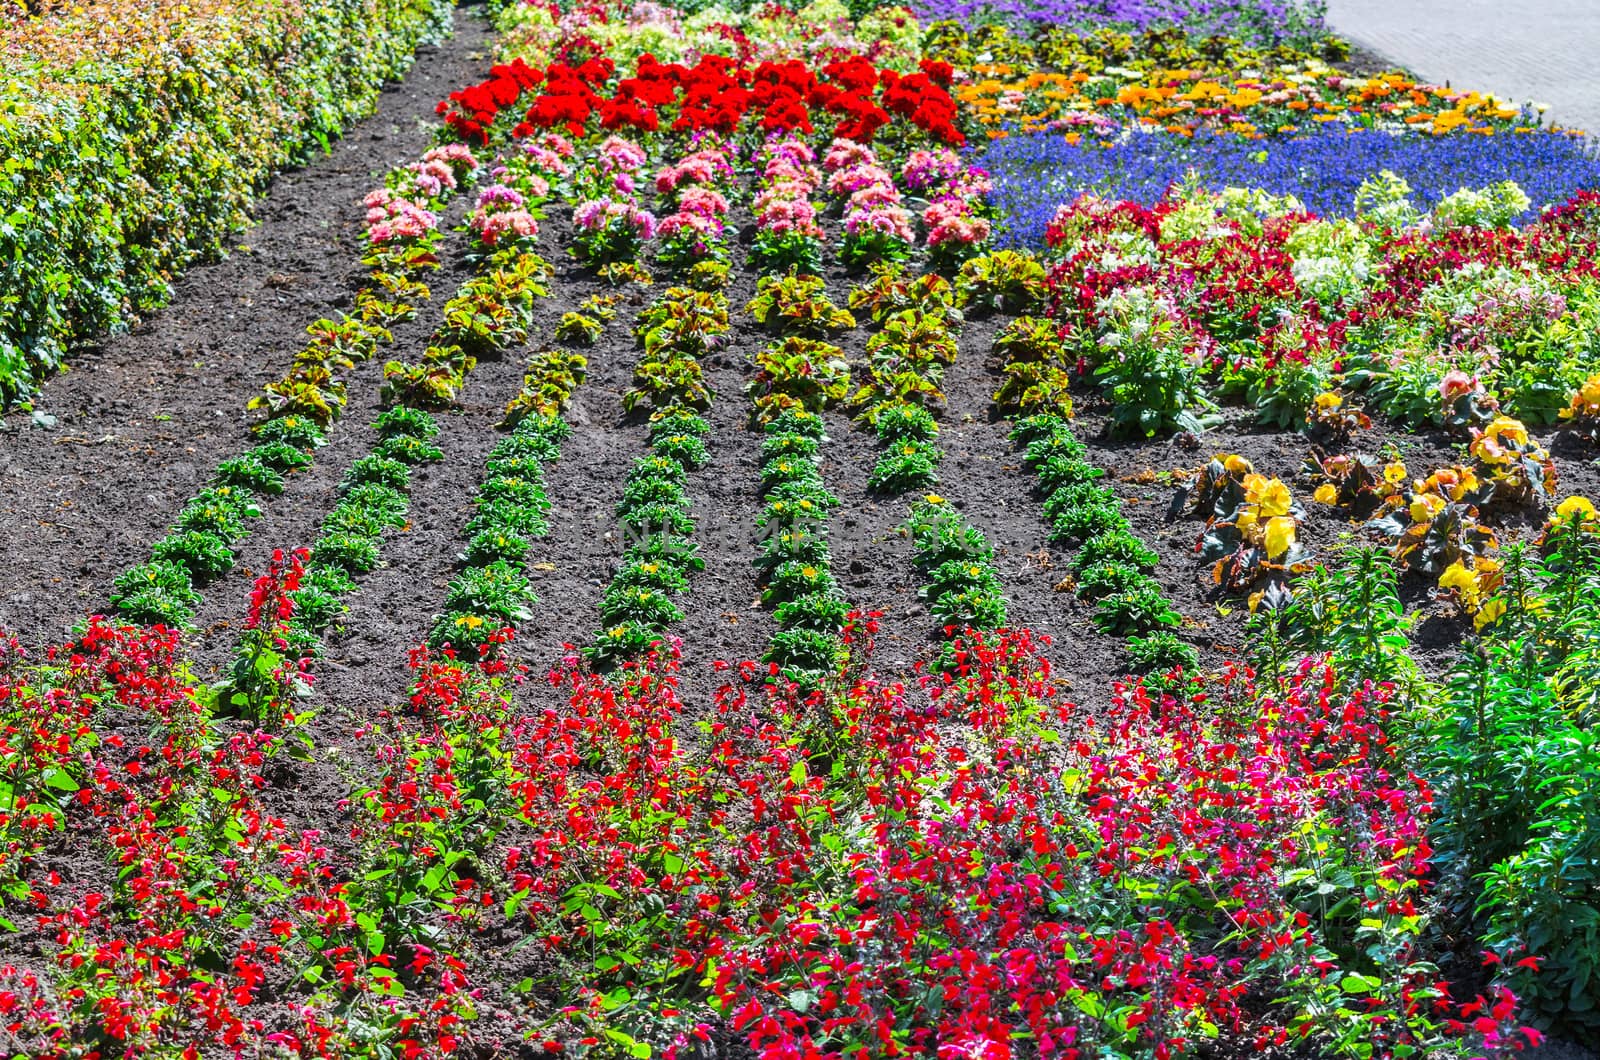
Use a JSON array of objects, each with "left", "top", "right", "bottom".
[{"left": 1325, "top": 0, "right": 1600, "bottom": 136}]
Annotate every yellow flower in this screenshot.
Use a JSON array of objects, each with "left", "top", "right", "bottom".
[
  {"left": 1263, "top": 515, "right": 1296, "bottom": 559},
  {"left": 1556, "top": 496, "right": 1597, "bottom": 521},
  {"left": 1251, "top": 478, "right": 1293, "bottom": 519},
  {"left": 1223, "top": 454, "right": 1254, "bottom": 476},
  {"left": 1382, "top": 462, "right": 1408, "bottom": 486},
  {"left": 924, "top": 493, "right": 945, "bottom": 505},
  {"left": 1409, "top": 493, "right": 1445, "bottom": 523},
  {"left": 1438, "top": 561, "right": 1476, "bottom": 599},
  {"left": 1474, "top": 597, "right": 1506, "bottom": 632},
  {"left": 1313, "top": 483, "right": 1339, "bottom": 505},
  {"left": 1313, "top": 391, "right": 1343, "bottom": 410},
  {"left": 1471, "top": 415, "right": 1529, "bottom": 461}
]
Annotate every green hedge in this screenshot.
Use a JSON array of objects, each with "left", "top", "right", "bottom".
[{"left": 0, "top": 0, "right": 454, "bottom": 405}]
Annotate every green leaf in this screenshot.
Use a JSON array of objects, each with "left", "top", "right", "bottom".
[{"left": 42, "top": 769, "right": 78, "bottom": 792}]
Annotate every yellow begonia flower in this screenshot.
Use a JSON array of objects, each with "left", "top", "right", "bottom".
[
  {"left": 1223, "top": 454, "right": 1254, "bottom": 475},
  {"left": 1253, "top": 478, "right": 1293, "bottom": 519},
  {"left": 1263, "top": 516, "right": 1296, "bottom": 559},
  {"left": 1438, "top": 561, "right": 1477, "bottom": 599},
  {"left": 1490, "top": 415, "right": 1529, "bottom": 447},
  {"left": 1409, "top": 494, "right": 1445, "bottom": 523},
  {"left": 1383, "top": 462, "right": 1408, "bottom": 486},
  {"left": 1556, "top": 496, "right": 1597, "bottom": 521},
  {"left": 1313, "top": 391, "right": 1342, "bottom": 410},
  {"left": 1314, "top": 483, "right": 1339, "bottom": 505},
  {"left": 1450, "top": 469, "right": 1480, "bottom": 501}
]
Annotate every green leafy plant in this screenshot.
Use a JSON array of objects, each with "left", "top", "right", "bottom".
[
  {"left": 869, "top": 438, "right": 942, "bottom": 494},
  {"left": 1094, "top": 581, "right": 1182, "bottom": 636},
  {"left": 212, "top": 454, "right": 285, "bottom": 496},
  {"left": 110, "top": 561, "right": 202, "bottom": 627},
  {"left": 151, "top": 530, "right": 236, "bottom": 583}
]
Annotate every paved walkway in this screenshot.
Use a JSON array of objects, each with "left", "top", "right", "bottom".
[{"left": 1325, "top": 0, "right": 1600, "bottom": 136}]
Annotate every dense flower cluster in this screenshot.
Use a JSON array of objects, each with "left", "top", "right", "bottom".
[
  {"left": 958, "top": 64, "right": 1541, "bottom": 139},
  {"left": 440, "top": 48, "right": 964, "bottom": 145},
  {"left": 915, "top": 0, "right": 1329, "bottom": 48}
]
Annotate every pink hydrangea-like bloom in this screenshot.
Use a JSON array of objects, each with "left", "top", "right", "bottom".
[
  {"left": 659, "top": 211, "right": 721, "bottom": 239},
  {"left": 474, "top": 210, "right": 539, "bottom": 246},
  {"left": 845, "top": 205, "right": 915, "bottom": 243},
  {"left": 948, "top": 169, "right": 994, "bottom": 200},
  {"left": 677, "top": 187, "right": 729, "bottom": 218},
  {"left": 846, "top": 183, "right": 900, "bottom": 212},
  {"left": 598, "top": 135, "right": 648, "bottom": 174},
  {"left": 422, "top": 143, "right": 479, "bottom": 180},
  {"left": 540, "top": 132, "right": 575, "bottom": 158},
  {"left": 363, "top": 188, "right": 438, "bottom": 245},
  {"left": 407, "top": 159, "right": 457, "bottom": 200},
  {"left": 762, "top": 158, "right": 821, "bottom": 187},
  {"left": 630, "top": 207, "right": 658, "bottom": 241},
  {"left": 522, "top": 174, "right": 551, "bottom": 201},
  {"left": 655, "top": 155, "right": 723, "bottom": 195},
  {"left": 827, "top": 163, "right": 895, "bottom": 199},
  {"left": 573, "top": 197, "right": 657, "bottom": 241},
  {"left": 752, "top": 182, "right": 817, "bottom": 215},
  {"left": 770, "top": 138, "right": 815, "bottom": 168},
  {"left": 572, "top": 198, "right": 609, "bottom": 231},
  {"left": 757, "top": 198, "right": 821, "bottom": 235},
  {"left": 822, "top": 138, "right": 876, "bottom": 173},
  {"left": 753, "top": 195, "right": 818, "bottom": 226},
  {"left": 924, "top": 199, "right": 991, "bottom": 248},
  {"left": 469, "top": 183, "right": 544, "bottom": 247},
  {"left": 900, "top": 148, "right": 963, "bottom": 192},
  {"left": 523, "top": 143, "right": 571, "bottom": 178},
  {"left": 476, "top": 184, "right": 526, "bottom": 209}
]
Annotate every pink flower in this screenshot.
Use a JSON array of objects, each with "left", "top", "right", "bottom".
[{"left": 1439, "top": 369, "right": 1480, "bottom": 401}]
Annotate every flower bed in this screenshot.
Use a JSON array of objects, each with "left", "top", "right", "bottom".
[{"left": 10, "top": 0, "right": 1600, "bottom": 1054}]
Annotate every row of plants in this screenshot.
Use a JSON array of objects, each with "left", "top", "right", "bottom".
[
  {"left": 592, "top": 266, "right": 725, "bottom": 665},
  {"left": 428, "top": 403, "right": 577, "bottom": 660},
  {"left": 107, "top": 142, "right": 489, "bottom": 628},
  {"left": 0, "top": 0, "right": 454, "bottom": 406},
  {"left": 212, "top": 407, "right": 449, "bottom": 735},
  {"left": 1015, "top": 414, "right": 1195, "bottom": 670},
  {"left": 255, "top": 143, "right": 482, "bottom": 427},
  {"left": 834, "top": 236, "right": 1013, "bottom": 643},
  {"left": 380, "top": 134, "right": 568, "bottom": 406}
]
